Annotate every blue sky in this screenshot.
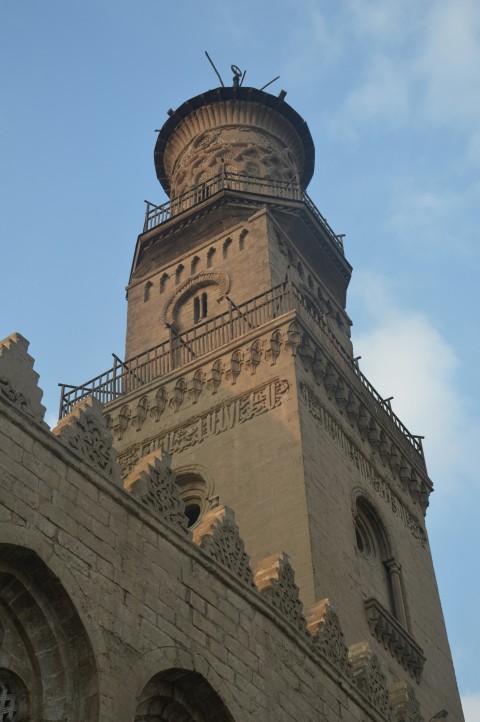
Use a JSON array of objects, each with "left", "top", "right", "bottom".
[{"left": 1, "top": 1, "right": 479, "bottom": 716}]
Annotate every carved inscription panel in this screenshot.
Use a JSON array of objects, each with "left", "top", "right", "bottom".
[{"left": 118, "top": 378, "right": 289, "bottom": 477}]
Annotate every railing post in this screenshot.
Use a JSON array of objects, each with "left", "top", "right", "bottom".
[
  {"left": 58, "top": 384, "right": 65, "bottom": 420},
  {"left": 113, "top": 354, "right": 119, "bottom": 397},
  {"left": 228, "top": 298, "right": 234, "bottom": 341},
  {"left": 143, "top": 201, "right": 150, "bottom": 232},
  {"left": 285, "top": 265, "right": 294, "bottom": 311}
]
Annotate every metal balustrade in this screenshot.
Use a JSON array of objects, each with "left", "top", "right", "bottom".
[
  {"left": 143, "top": 170, "right": 344, "bottom": 255},
  {"left": 58, "top": 280, "right": 424, "bottom": 464}
]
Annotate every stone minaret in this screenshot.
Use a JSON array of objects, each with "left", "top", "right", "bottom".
[{"left": 61, "top": 81, "right": 464, "bottom": 719}]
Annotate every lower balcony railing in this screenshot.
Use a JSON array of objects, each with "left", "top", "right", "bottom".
[{"left": 58, "top": 279, "right": 425, "bottom": 465}]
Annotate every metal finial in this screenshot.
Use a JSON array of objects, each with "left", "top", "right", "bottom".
[{"left": 231, "top": 64, "right": 242, "bottom": 87}]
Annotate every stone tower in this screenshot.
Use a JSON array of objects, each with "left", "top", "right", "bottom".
[{"left": 53, "top": 81, "right": 464, "bottom": 720}]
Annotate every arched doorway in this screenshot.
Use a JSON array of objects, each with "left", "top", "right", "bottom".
[
  {"left": 135, "top": 669, "right": 235, "bottom": 722},
  {"left": 0, "top": 545, "right": 99, "bottom": 720}
]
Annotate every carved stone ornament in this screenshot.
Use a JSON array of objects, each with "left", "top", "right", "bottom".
[
  {"left": 348, "top": 641, "right": 392, "bottom": 720},
  {"left": 0, "top": 682, "right": 17, "bottom": 719},
  {"left": 52, "top": 396, "right": 122, "bottom": 485},
  {"left": 254, "top": 552, "right": 307, "bottom": 632},
  {"left": 389, "top": 681, "right": 425, "bottom": 722},
  {"left": 124, "top": 453, "right": 188, "bottom": 533},
  {"left": 0, "top": 332, "right": 47, "bottom": 426},
  {"left": 163, "top": 270, "right": 231, "bottom": 327},
  {"left": 307, "top": 599, "right": 352, "bottom": 678},
  {"left": 192, "top": 505, "right": 254, "bottom": 585},
  {"left": 365, "top": 598, "right": 425, "bottom": 682}
]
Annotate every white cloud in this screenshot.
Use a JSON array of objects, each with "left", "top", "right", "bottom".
[
  {"left": 342, "top": 54, "right": 410, "bottom": 128},
  {"left": 337, "top": 0, "right": 480, "bottom": 159},
  {"left": 461, "top": 693, "right": 480, "bottom": 722},
  {"left": 351, "top": 272, "right": 480, "bottom": 495},
  {"left": 45, "top": 412, "right": 58, "bottom": 430},
  {"left": 385, "top": 183, "right": 464, "bottom": 251}
]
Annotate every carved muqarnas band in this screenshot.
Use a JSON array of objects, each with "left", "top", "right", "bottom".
[
  {"left": 118, "top": 378, "right": 289, "bottom": 476},
  {"left": 300, "top": 383, "right": 426, "bottom": 546}
]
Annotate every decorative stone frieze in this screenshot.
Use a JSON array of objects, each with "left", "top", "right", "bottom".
[
  {"left": 53, "top": 396, "right": 122, "bottom": 484},
  {"left": 124, "top": 453, "right": 188, "bottom": 533},
  {"left": 307, "top": 599, "right": 352, "bottom": 678},
  {"left": 290, "top": 312, "right": 432, "bottom": 512},
  {"left": 117, "top": 378, "right": 290, "bottom": 477},
  {"left": 389, "top": 681, "right": 425, "bottom": 722},
  {"left": 348, "top": 641, "right": 392, "bottom": 720},
  {"left": 0, "top": 332, "right": 47, "bottom": 426},
  {"left": 192, "top": 505, "right": 254, "bottom": 585},
  {"left": 365, "top": 598, "right": 425, "bottom": 682},
  {"left": 254, "top": 553, "right": 307, "bottom": 633}
]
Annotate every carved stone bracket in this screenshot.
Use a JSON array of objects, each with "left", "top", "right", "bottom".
[
  {"left": 124, "top": 453, "right": 188, "bottom": 533},
  {"left": 307, "top": 599, "right": 352, "bottom": 678},
  {"left": 365, "top": 598, "right": 425, "bottom": 682},
  {"left": 52, "top": 397, "right": 122, "bottom": 485},
  {"left": 0, "top": 332, "right": 47, "bottom": 426},
  {"left": 254, "top": 552, "right": 307, "bottom": 632},
  {"left": 348, "top": 640, "right": 392, "bottom": 720},
  {"left": 192, "top": 505, "right": 254, "bottom": 585},
  {"left": 389, "top": 681, "right": 425, "bottom": 722}
]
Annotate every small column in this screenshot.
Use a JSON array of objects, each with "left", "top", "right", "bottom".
[{"left": 385, "top": 558, "right": 408, "bottom": 629}]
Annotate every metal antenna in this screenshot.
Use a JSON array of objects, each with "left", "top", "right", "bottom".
[
  {"left": 205, "top": 51, "right": 225, "bottom": 87},
  {"left": 259, "top": 75, "right": 280, "bottom": 92}
]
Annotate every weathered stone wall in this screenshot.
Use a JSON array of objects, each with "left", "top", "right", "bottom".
[{"left": 0, "top": 334, "right": 423, "bottom": 722}]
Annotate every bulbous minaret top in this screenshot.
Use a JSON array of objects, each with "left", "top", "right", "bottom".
[{"left": 154, "top": 86, "right": 315, "bottom": 200}]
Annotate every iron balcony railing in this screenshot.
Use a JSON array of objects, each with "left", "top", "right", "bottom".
[
  {"left": 59, "top": 279, "right": 424, "bottom": 465},
  {"left": 143, "top": 170, "right": 344, "bottom": 255}
]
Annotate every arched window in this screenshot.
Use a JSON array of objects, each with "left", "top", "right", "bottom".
[
  {"left": 176, "top": 473, "right": 207, "bottom": 528},
  {"left": 175, "top": 264, "right": 184, "bottom": 285},
  {"left": 222, "top": 237, "right": 232, "bottom": 259},
  {"left": 193, "top": 292, "right": 208, "bottom": 323},
  {"left": 297, "top": 262, "right": 304, "bottom": 279},
  {"left": 206, "top": 247, "right": 216, "bottom": 268},
  {"left": 191, "top": 255, "right": 200, "bottom": 275},
  {"left": 144, "top": 280, "right": 153, "bottom": 302},
  {"left": 160, "top": 273, "right": 169, "bottom": 294},
  {"left": 239, "top": 229, "right": 248, "bottom": 251},
  {"left": 354, "top": 498, "right": 409, "bottom": 628}
]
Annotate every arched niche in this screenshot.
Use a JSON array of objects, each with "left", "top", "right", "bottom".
[
  {"left": 135, "top": 668, "right": 235, "bottom": 722},
  {"left": 0, "top": 544, "right": 99, "bottom": 721},
  {"left": 162, "top": 271, "right": 231, "bottom": 331}
]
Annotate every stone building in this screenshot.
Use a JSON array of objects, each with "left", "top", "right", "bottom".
[{"left": 0, "top": 79, "right": 465, "bottom": 721}]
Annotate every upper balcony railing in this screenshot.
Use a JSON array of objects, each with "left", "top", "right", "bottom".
[
  {"left": 59, "top": 278, "right": 424, "bottom": 467},
  {"left": 143, "top": 170, "right": 344, "bottom": 255}
]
